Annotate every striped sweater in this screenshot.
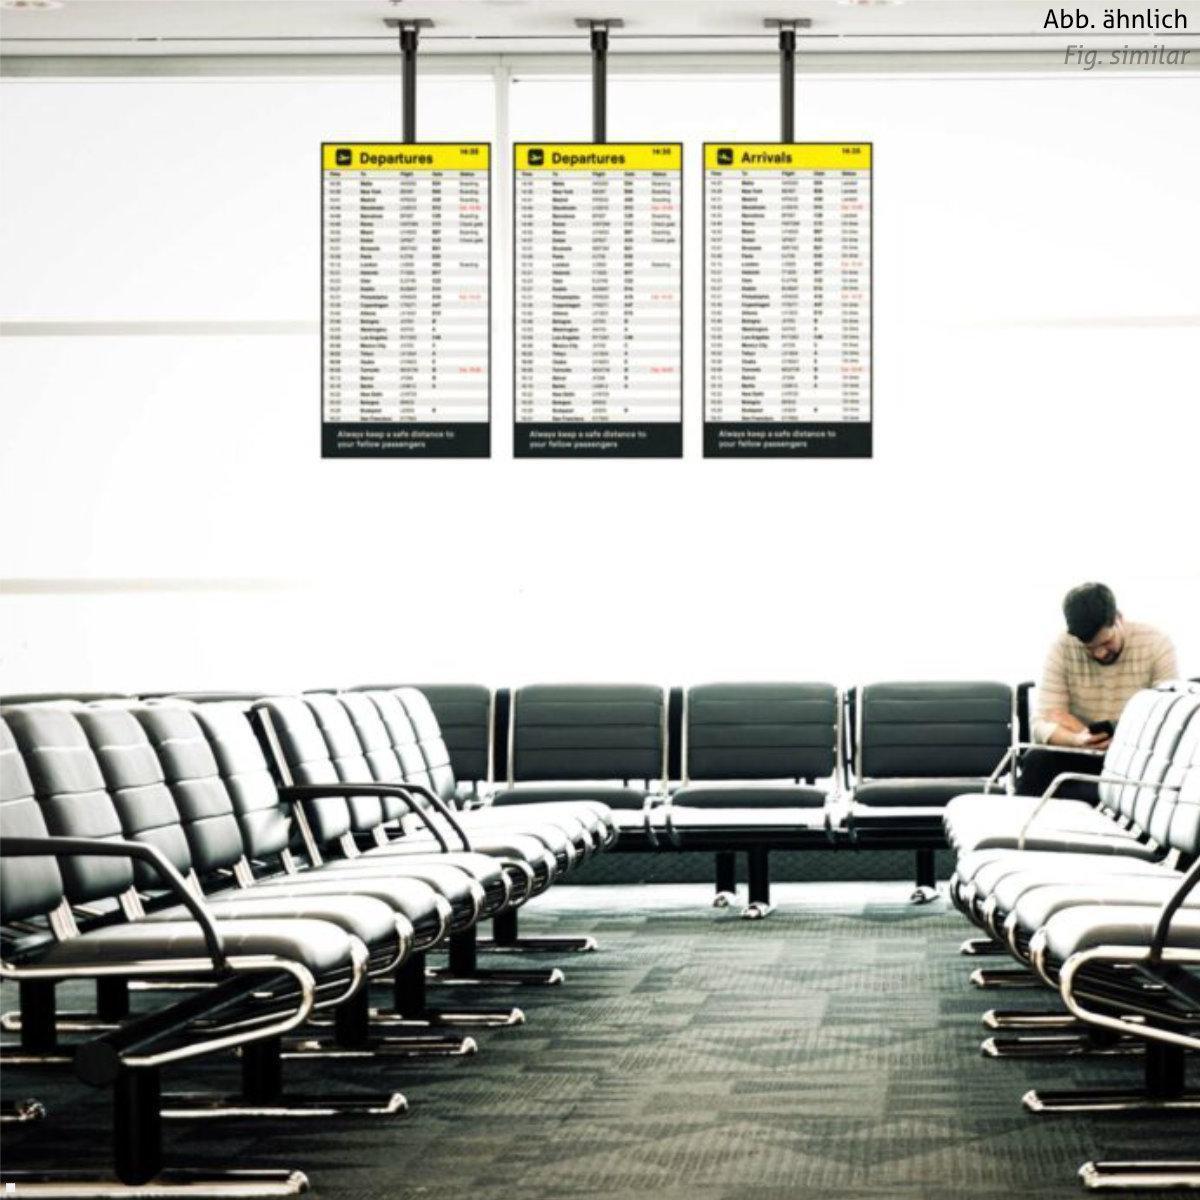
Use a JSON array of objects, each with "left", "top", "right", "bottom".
[{"left": 1033, "top": 620, "right": 1179, "bottom": 743}]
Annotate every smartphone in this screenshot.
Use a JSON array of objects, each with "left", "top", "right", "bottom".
[{"left": 1087, "top": 720, "right": 1116, "bottom": 737}]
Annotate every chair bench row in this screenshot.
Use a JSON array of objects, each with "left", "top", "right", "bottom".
[
  {"left": 941, "top": 680, "right": 1200, "bottom": 1193},
  {"left": 0, "top": 689, "right": 616, "bottom": 1196}
]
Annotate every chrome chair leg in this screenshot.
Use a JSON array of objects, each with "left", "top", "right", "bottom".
[
  {"left": 970, "top": 967, "right": 1044, "bottom": 990},
  {"left": 983, "top": 1032, "right": 1142, "bottom": 1059},
  {"left": 0, "top": 1098, "right": 47, "bottom": 1124},
  {"left": 961, "top": 937, "right": 1006, "bottom": 957},
  {"left": 982, "top": 1008, "right": 1082, "bottom": 1031},
  {"left": 477, "top": 909, "right": 597, "bottom": 954},
  {"left": 1078, "top": 1160, "right": 1200, "bottom": 1191}
]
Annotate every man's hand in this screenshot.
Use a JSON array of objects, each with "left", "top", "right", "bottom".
[{"left": 1045, "top": 710, "right": 1109, "bottom": 750}]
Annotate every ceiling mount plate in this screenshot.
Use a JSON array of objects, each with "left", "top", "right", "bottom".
[
  {"left": 763, "top": 18, "right": 814, "bottom": 29},
  {"left": 383, "top": 18, "right": 435, "bottom": 30},
  {"left": 573, "top": 18, "right": 627, "bottom": 29}
]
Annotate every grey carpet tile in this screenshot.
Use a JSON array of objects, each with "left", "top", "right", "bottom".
[{"left": 3, "top": 882, "right": 1196, "bottom": 1199}]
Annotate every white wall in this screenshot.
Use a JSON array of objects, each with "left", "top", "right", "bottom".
[{"left": 1, "top": 68, "right": 1197, "bottom": 694}]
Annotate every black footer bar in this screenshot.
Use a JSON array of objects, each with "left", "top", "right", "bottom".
[
  {"left": 515, "top": 422, "right": 682, "bottom": 458},
  {"left": 704, "top": 421, "right": 872, "bottom": 459},
  {"left": 322, "top": 422, "right": 490, "bottom": 458}
]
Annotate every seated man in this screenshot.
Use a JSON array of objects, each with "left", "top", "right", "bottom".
[{"left": 1020, "top": 582, "right": 1178, "bottom": 798}]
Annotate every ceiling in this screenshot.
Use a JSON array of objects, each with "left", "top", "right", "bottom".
[{"left": 3, "top": 0, "right": 1198, "bottom": 58}]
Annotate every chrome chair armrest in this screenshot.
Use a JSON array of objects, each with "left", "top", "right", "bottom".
[
  {"left": 391, "top": 778, "right": 475, "bottom": 852},
  {"left": 2, "top": 834, "right": 225, "bottom": 970},
  {"left": 281, "top": 782, "right": 454, "bottom": 853},
  {"left": 1016, "top": 774, "right": 1178, "bottom": 850}
]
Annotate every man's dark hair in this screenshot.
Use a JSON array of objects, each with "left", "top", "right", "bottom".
[{"left": 1063, "top": 582, "right": 1118, "bottom": 643}]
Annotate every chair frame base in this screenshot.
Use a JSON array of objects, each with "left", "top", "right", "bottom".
[
  {"left": 0, "top": 1098, "right": 47, "bottom": 1124},
  {"left": 982, "top": 1008, "right": 1079, "bottom": 1031},
  {"left": 983, "top": 1032, "right": 1142, "bottom": 1060},
  {"left": 961, "top": 937, "right": 1007, "bottom": 958},
  {"left": 1079, "top": 1160, "right": 1200, "bottom": 1191},
  {"left": 0, "top": 1169, "right": 310, "bottom": 1198},
  {"left": 970, "top": 967, "right": 1044, "bottom": 990},
  {"left": 481, "top": 908, "right": 597, "bottom": 954},
  {"left": 279, "top": 1033, "right": 477, "bottom": 1059},
  {"left": 160, "top": 1093, "right": 408, "bottom": 1121},
  {"left": 1025, "top": 1088, "right": 1200, "bottom": 1114}
]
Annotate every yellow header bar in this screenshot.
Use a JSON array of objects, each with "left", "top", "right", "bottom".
[
  {"left": 704, "top": 143, "right": 871, "bottom": 171},
  {"left": 515, "top": 143, "right": 681, "bottom": 172},
  {"left": 322, "top": 143, "right": 489, "bottom": 171}
]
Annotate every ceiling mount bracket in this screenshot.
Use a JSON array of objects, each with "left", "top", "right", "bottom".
[
  {"left": 764, "top": 19, "right": 810, "bottom": 141},
  {"left": 383, "top": 18, "right": 433, "bottom": 142},
  {"left": 573, "top": 19, "right": 624, "bottom": 144}
]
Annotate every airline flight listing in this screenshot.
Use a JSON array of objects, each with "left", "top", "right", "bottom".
[
  {"left": 514, "top": 144, "right": 683, "bottom": 457},
  {"left": 321, "top": 143, "right": 490, "bottom": 458},
  {"left": 704, "top": 143, "right": 872, "bottom": 458}
]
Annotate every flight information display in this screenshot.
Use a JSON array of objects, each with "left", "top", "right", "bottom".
[
  {"left": 321, "top": 142, "right": 490, "bottom": 458},
  {"left": 704, "top": 142, "right": 872, "bottom": 458},
  {"left": 514, "top": 143, "right": 683, "bottom": 458}
]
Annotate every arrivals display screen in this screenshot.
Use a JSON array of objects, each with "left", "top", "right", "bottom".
[{"left": 703, "top": 142, "right": 872, "bottom": 458}]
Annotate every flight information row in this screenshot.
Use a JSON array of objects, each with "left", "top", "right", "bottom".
[{"left": 321, "top": 141, "right": 872, "bottom": 459}]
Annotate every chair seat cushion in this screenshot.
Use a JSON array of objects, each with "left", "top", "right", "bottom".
[
  {"left": 944, "top": 794, "right": 1114, "bottom": 854},
  {"left": 1042, "top": 904, "right": 1200, "bottom": 962},
  {"left": 989, "top": 858, "right": 1168, "bottom": 917},
  {"left": 1011, "top": 872, "right": 1190, "bottom": 936},
  {"left": 474, "top": 802, "right": 614, "bottom": 837},
  {"left": 148, "top": 893, "right": 399, "bottom": 948},
  {"left": 396, "top": 816, "right": 568, "bottom": 864},
  {"left": 388, "top": 823, "right": 558, "bottom": 867},
  {"left": 965, "top": 847, "right": 1167, "bottom": 904},
  {"left": 491, "top": 785, "right": 648, "bottom": 812},
  {"left": 38, "top": 916, "right": 354, "bottom": 975},
  {"left": 242, "top": 874, "right": 447, "bottom": 942},
  {"left": 317, "top": 855, "right": 488, "bottom": 914},
  {"left": 672, "top": 785, "right": 826, "bottom": 810},
  {"left": 854, "top": 778, "right": 987, "bottom": 808},
  {"left": 666, "top": 807, "right": 828, "bottom": 832},
  {"left": 451, "top": 811, "right": 590, "bottom": 852}
]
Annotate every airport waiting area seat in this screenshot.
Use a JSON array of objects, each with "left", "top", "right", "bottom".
[
  {"left": 846, "top": 680, "right": 1015, "bottom": 901},
  {"left": 656, "top": 682, "right": 841, "bottom": 918},
  {"left": 0, "top": 691, "right": 622, "bottom": 1195},
  {"left": 941, "top": 682, "right": 1200, "bottom": 1192},
  {"left": 6, "top": 676, "right": 1199, "bottom": 1194},
  {"left": 0, "top": 707, "right": 380, "bottom": 1194},
  {"left": 490, "top": 683, "right": 669, "bottom": 838}
]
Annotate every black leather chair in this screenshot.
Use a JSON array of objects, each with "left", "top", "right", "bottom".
[
  {"left": 352, "top": 683, "right": 494, "bottom": 794},
  {"left": 949, "top": 685, "right": 1197, "bottom": 925},
  {"left": 847, "top": 681, "right": 1014, "bottom": 902},
  {"left": 189, "top": 699, "right": 524, "bottom": 1029},
  {"left": 659, "top": 682, "right": 841, "bottom": 918},
  {"left": 251, "top": 695, "right": 569, "bottom": 990},
  {"left": 345, "top": 688, "right": 612, "bottom": 955},
  {"left": 941, "top": 686, "right": 1200, "bottom": 1191},
  {"left": 491, "top": 683, "right": 668, "bottom": 851},
  {"left": 0, "top": 708, "right": 365, "bottom": 1196}
]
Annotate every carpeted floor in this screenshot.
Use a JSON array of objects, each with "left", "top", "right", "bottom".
[{"left": 4, "top": 883, "right": 1197, "bottom": 1198}]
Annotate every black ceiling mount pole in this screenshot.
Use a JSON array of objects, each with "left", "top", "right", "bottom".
[
  {"left": 401, "top": 25, "right": 419, "bottom": 141},
  {"left": 779, "top": 25, "right": 796, "bottom": 142},
  {"left": 384, "top": 18, "right": 434, "bottom": 141},
  {"left": 764, "top": 19, "right": 810, "bottom": 143},
  {"left": 592, "top": 25, "right": 608, "bottom": 143},
  {"left": 575, "top": 19, "right": 624, "bottom": 144}
]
